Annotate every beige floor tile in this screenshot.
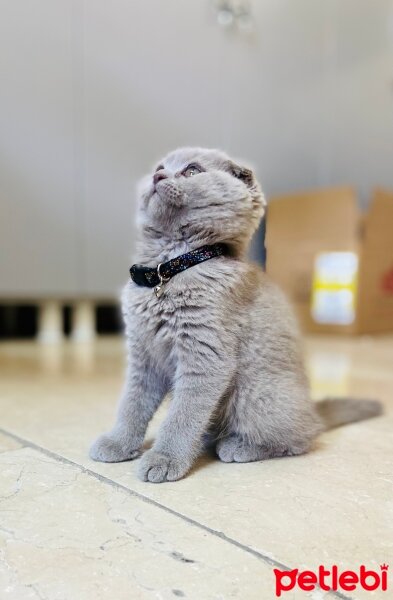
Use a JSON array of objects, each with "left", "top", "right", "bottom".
[
  {"left": 0, "top": 433, "right": 22, "bottom": 454},
  {"left": 0, "top": 337, "right": 392, "bottom": 599},
  {"left": 0, "top": 446, "right": 284, "bottom": 600}
]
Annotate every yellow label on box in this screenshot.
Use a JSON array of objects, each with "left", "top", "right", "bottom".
[{"left": 311, "top": 252, "right": 358, "bottom": 325}]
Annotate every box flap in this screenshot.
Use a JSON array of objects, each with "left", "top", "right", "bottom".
[{"left": 357, "top": 188, "right": 393, "bottom": 333}]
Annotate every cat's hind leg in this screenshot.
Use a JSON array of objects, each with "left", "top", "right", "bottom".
[{"left": 216, "top": 433, "right": 311, "bottom": 463}]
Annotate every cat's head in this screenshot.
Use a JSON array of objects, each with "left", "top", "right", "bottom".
[{"left": 137, "top": 147, "right": 265, "bottom": 255}]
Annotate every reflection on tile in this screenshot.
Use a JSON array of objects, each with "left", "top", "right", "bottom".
[
  {"left": 306, "top": 350, "right": 351, "bottom": 399},
  {"left": 0, "top": 448, "right": 278, "bottom": 600}
]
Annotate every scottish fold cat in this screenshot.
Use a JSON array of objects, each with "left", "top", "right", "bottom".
[{"left": 90, "top": 147, "right": 381, "bottom": 482}]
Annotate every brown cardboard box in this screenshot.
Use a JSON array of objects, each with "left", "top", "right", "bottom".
[{"left": 265, "top": 187, "right": 393, "bottom": 334}]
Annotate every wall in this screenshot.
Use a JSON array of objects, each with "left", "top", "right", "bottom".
[{"left": 0, "top": 0, "right": 392, "bottom": 298}]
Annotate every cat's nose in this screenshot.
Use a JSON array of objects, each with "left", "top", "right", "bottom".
[{"left": 153, "top": 171, "right": 168, "bottom": 185}]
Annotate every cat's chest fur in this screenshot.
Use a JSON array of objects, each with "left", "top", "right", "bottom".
[
  {"left": 122, "top": 281, "right": 179, "bottom": 374},
  {"left": 121, "top": 258, "right": 243, "bottom": 377}
]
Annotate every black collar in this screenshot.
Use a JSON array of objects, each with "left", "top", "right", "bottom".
[{"left": 130, "top": 243, "right": 227, "bottom": 297}]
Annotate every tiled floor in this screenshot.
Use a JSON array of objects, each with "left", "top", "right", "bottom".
[{"left": 0, "top": 335, "right": 392, "bottom": 600}]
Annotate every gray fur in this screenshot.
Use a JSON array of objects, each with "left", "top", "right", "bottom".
[{"left": 89, "top": 147, "right": 382, "bottom": 482}]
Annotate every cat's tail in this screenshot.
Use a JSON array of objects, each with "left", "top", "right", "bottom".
[{"left": 316, "top": 398, "right": 383, "bottom": 430}]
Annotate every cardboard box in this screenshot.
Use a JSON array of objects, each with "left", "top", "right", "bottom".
[{"left": 265, "top": 187, "right": 393, "bottom": 334}]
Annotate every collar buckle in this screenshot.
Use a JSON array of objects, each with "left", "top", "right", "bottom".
[{"left": 154, "top": 263, "right": 170, "bottom": 298}]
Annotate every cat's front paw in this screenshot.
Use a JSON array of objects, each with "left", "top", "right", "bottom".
[
  {"left": 137, "top": 450, "right": 190, "bottom": 483},
  {"left": 89, "top": 433, "right": 141, "bottom": 463}
]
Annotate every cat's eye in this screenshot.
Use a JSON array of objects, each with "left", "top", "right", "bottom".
[
  {"left": 155, "top": 164, "right": 164, "bottom": 172},
  {"left": 182, "top": 163, "right": 203, "bottom": 178}
]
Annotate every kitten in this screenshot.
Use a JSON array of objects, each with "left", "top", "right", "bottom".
[{"left": 90, "top": 147, "right": 381, "bottom": 483}]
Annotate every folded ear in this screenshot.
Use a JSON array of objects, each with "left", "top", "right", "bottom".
[{"left": 228, "top": 161, "right": 254, "bottom": 187}]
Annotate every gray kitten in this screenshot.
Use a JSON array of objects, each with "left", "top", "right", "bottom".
[{"left": 90, "top": 147, "right": 381, "bottom": 483}]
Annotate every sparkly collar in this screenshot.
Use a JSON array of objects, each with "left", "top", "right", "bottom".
[{"left": 129, "top": 243, "right": 227, "bottom": 298}]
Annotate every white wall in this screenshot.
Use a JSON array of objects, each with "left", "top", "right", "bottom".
[{"left": 0, "top": 0, "right": 392, "bottom": 298}]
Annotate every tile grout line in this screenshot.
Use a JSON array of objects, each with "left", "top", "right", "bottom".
[{"left": 0, "top": 427, "right": 352, "bottom": 600}]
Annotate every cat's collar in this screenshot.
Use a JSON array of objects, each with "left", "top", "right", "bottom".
[{"left": 130, "top": 243, "right": 227, "bottom": 298}]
